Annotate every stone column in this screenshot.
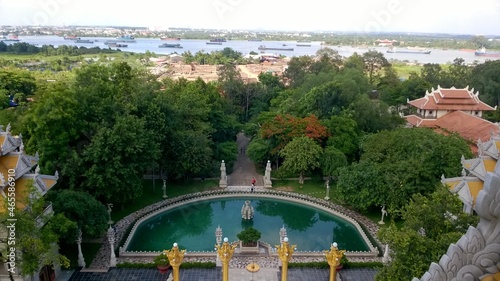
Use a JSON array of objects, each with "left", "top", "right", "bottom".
[
  {"left": 219, "top": 160, "right": 227, "bottom": 188},
  {"left": 107, "top": 226, "right": 117, "bottom": 267},
  {"left": 264, "top": 160, "right": 272, "bottom": 188},
  {"left": 76, "top": 229, "right": 86, "bottom": 268},
  {"left": 215, "top": 225, "right": 223, "bottom": 267}
]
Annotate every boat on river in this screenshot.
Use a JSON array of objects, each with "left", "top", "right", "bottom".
[
  {"left": 160, "top": 37, "right": 181, "bottom": 41},
  {"left": 1, "top": 34, "right": 20, "bottom": 42},
  {"left": 209, "top": 38, "right": 226, "bottom": 42},
  {"left": 64, "top": 35, "right": 80, "bottom": 40},
  {"left": 106, "top": 42, "right": 128, "bottom": 47},
  {"left": 474, "top": 47, "right": 500, "bottom": 58},
  {"left": 206, "top": 42, "right": 223, "bottom": 45},
  {"left": 115, "top": 35, "right": 136, "bottom": 43},
  {"left": 258, "top": 45, "right": 294, "bottom": 51},
  {"left": 387, "top": 46, "right": 431, "bottom": 54},
  {"left": 74, "top": 39, "right": 94, "bottom": 44},
  {"left": 158, "top": 43, "right": 183, "bottom": 48}
]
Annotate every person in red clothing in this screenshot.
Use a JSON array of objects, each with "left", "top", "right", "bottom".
[{"left": 251, "top": 177, "right": 256, "bottom": 192}]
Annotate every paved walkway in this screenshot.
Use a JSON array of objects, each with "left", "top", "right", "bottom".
[
  {"left": 68, "top": 267, "right": 378, "bottom": 281},
  {"left": 228, "top": 133, "right": 262, "bottom": 186}
]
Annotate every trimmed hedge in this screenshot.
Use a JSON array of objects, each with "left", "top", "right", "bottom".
[
  {"left": 116, "top": 261, "right": 216, "bottom": 269},
  {"left": 288, "top": 261, "right": 383, "bottom": 269}
]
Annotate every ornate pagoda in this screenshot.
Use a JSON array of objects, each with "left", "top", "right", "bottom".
[
  {"left": 405, "top": 86, "right": 498, "bottom": 154},
  {"left": 0, "top": 123, "right": 59, "bottom": 280}
]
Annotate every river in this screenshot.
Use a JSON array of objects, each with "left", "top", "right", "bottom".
[{"left": 9, "top": 35, "right": 500, "bottom": 65}]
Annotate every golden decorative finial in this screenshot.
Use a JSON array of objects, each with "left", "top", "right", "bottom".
[
  {"left": 275, "top": 237, "right": 296, "bottom": 281},
  {"left": 164, "top": 243, "right": 186, "bottom": 281},
  {"left": 324, "top": 242, "right": 346, "bottom": 281},
  {"left": 215, "top": 237, "right": 236, "bottom": 281}
]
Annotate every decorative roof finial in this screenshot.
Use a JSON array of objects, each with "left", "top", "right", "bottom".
[
  {"left": 54, "top": 171, "right": 59, "bottom": 180},
  {"left": 6, "top": 123, "right": 11, "bottom": 133},
  {"left": 461, "top": 169, "right": 466, "bottom": 177},
  {"left": 35, "top": 165, "right": 40, "bottom": 175}
]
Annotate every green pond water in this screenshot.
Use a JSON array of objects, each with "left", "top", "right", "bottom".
[{"left": 126, "top": 197, "right": 370, "bottom": 252}]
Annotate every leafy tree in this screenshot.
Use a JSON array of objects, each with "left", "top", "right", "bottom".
[
  {"left": 396, "top": 74, "right": 432, "bottom": 113},
  {"left": 282, "top": 56, "right": 314, "bottom": 87},
  {"left": 377, "top": 66, "right": 402, "bottom": 105},
  {"left": 362, "top": 50, "right": 390, "bottom": 85},
  {"left": 349, "top": 96, "right": 404, "bottom": 133},
  {"left": 445, "top": 58, "right": 472, "bottom": 88},
  {"left": 81, "top": 115, "right": 159, "bottom": 205},
  {"left": 470, "top": 60, "right": 500, "bottom": 108},
  {"left": 321, "top": 145, "right": 348, "bottom": 178},
  {"left": 336, "top": 161, "right": 386, "bottom": 212},
  {"left": 376, "top": 185, "right": 479, "bottom": 281},
  {"left": 47, "top": 189, "right": 108, "bottom": 238},
  {"left": 322, "top": 114, "right": 360, "bottom": 162},
  {"left": 420, "top": 63, "right": 444, "bottom": 87},
  {"left": 337, "top": 128, "right": 472, "bottom": 213},
  {"left": 246, "top": 138, "right": 272, "bottom": 165},
  {"left": 279, "top": 136, "right": 323, "bottom": 184},
  {"left": 0, "top": 187, "right": 75, "bottom": 279},
  {"left": 261, "top": 114, "right": 329, "bottom": 155}
]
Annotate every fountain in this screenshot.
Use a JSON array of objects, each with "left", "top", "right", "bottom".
[{"left": 241, "top": 200, "right": 254, "bottom": 220}]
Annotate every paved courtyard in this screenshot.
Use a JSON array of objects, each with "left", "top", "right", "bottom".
[{"left": 68, "top": 267, "right": 378, "bottom": 281}]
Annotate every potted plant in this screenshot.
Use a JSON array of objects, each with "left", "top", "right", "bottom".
[
  {"left": 154, "top": 252, "right": 170, "bottom": 273},
  {"left": 337, "top": 254, "right": 349, "bottom": 270},
  {"left": 237, "top": 227, "right": 261, "bottom": 247}
]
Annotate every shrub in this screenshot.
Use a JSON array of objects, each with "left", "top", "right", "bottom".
[{"left": 237, "top": 227, "right": 261, "bottom": 246}]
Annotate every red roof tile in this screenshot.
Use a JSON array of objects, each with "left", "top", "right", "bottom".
[{"left": 434, "top": 111, "right": 498, "bottom": 143}]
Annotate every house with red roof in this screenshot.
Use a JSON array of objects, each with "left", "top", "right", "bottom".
[{"left": 405, "top": 86, "right": 498, "bottom": 154}]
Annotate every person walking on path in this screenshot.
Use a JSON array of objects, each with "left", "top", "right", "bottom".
[{"left": 251, "top": 177, "right": 256, "bottom": 192}]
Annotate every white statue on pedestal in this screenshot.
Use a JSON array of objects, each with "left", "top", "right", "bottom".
[
  {"left": 264, "top": 160, "right": 272, "bottom": 188},
  {"left": 219, "top": 160, "right": 227, "bottom": 188}
]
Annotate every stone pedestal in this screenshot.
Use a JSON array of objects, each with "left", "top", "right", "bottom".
[{"left": 264, "top": 160, "right": 272, "bottom": 188}]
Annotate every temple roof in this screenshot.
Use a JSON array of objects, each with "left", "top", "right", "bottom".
[
  {"left": 442, "top": 175, "right": 484, "bottom": 207},
  {"left": 405, "top": 111, "right": 499, "bottom": 146},
  {"left": 0, "top": 124, "right": 57, "bottom": 214},
  {"left": 407, "top": 86, "right": 495, "bottom": 111}
]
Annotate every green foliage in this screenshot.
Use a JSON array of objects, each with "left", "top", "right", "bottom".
[
  {"left": 47, "top": 189, "right": 108, "bottom": 239},
  {"left": 376, "top": 185, "right": 479, "bottom": 281},
  {"left": 470, "top": 60, "right": 500, "bottom": 108},
  {"left": 0, "top": 187, "right": 75, "bottom": 277},
  {"left": 279, "top": 136, "right": 323, "bottom": 184},
  {"left": 153, "top": 252, "right": 169, "bottom": 266},
  {"left": 337, "top": 128, "right": 472, "bottom": 213},
  {"left": 117, "top": 261, "right": 216, "bottom": 269},
  {"left": 237, "top": 227, "right": 262, "bottom": 245},
  {"left": 247, "top": 137, "right": 272, "bottom": 165}
]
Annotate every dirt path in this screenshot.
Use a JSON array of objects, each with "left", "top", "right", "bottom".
[
  {"left": 237, "top": 65, "right": 259, "bottom": 81},
  {"left": 228, "top": 132, "right": 262, "bottom": 186}
]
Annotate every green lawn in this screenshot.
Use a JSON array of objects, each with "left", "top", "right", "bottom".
[
  {"left": 393, "top": 63, "right": 423, "bottom": 79},
  {"left": 59, "top": 242, "right": 102, "bottom": 269},
  {"left": 111, "top": 179, "right": 219, "bottom": 222}
]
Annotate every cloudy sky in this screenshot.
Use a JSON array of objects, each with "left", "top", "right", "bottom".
[{"left": 1, "top": 0, "right": 499, "bottom": 35}]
